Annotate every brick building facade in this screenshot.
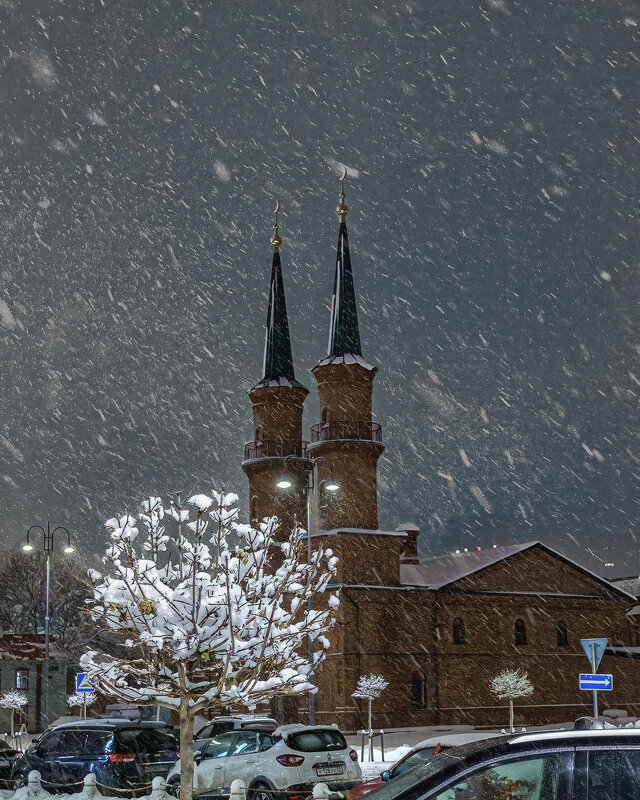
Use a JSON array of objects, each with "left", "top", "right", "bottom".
[{"left": 243, "top": 189, "right": 640, "bottom": 730}]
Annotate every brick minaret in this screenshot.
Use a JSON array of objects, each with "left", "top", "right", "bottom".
[
  {"left": 241, "top": 211, "right": 309, "bottom": 539},
  {"left": 308, "top": 180, "right": 388, "bottom": 584}
]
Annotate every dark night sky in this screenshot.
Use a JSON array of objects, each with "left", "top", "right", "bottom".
[{"left": 0, "top": 0, "right": 638, "bottom": 575}]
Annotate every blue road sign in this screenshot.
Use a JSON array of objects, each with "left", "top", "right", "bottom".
[
  {"left": 76, "top": 673, "right": 95, "bottom": 693},
  {"left": 581, "top": 638, "right": 609, "bottom": 670},
  {"left": 579, "top": 673, "right": 613, "bottom": 691}
]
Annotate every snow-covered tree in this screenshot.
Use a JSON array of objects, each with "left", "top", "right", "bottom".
[
  {"left": 67, "top": 692, "right": 97, "bottom": 718},
  {"left": 490, "top": 669, "right": 533, "bottom": 732},
  {"left": 81, "top": 492, "right": 339, "bottom": 800},
  {"left": 0, "top": 691, "right": 27, "bottom": 737},
  {"left": 353, "top": 674, "right": 389, "bottom": 734}
]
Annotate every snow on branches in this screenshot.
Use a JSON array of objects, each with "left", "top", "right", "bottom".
[
  {"left": 67, "top": 692, "right": 97, "bottom": 708},
  {"left": 352, "top": 674, "right": 389, "bottom": 700},
  {"left": 81, "top": 491, "right": 339, "bottom": 713},
  {"left": 0, "top": 691, "right": 27, "bottom": 710},
  {"left": 491, "top": 669, "right": 533, "bottom": 733},
  {"left": 490, "top": 669, "right": 534, "bottom": 700}
]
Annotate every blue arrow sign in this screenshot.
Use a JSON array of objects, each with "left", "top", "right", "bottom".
[
  {"left": 76, "top": 673, "right": 95, "bottom": 693},
  {"left": 581, "top": 638, "right": 608, "bottom": 670},
  {"left": 579, "top": 673, "right": 613, "bottom": 691}
]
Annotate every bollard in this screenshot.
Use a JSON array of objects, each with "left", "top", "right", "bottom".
[
  {"left": 360, "top": 731, "right": 365, "bottom": 763},
  {"left": 380, "top": 730, "right": 385, "bottom": 762},
  {"left": 230, "top": 779, "right": 247, "bottom": 800},
  {"left": 313, "top": 783, "right": 330, "bottom": 800},
  {"left": 151, "top": 776, "right": 167, "bottom": 800},
  {"left": 80, "top": 773, "right": 97, "bottom": 800},
  {"left": 368, "top": 729, "right": 373, "bottom": 763},
  {"left": 26, "top": 770, "right": 43, "bottom": 800}
]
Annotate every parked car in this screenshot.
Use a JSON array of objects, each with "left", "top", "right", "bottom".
[
  {"left": 0, "top": 739, "right": 21, "bottom": 789},
  {"left": 194, "top": 715, "right": 278, "bottom": 742},
  {"left": 349, "top": 733, "right": 505, "bottom": 799},
  {"left": 12, "top": 719, "right": 179, "bottom": 797},
  {"left": 167, "top": 724, "right": 362, "bottom": 799},
  {"left": 360, "top": 728, "right": 640, "bottom": 800}
]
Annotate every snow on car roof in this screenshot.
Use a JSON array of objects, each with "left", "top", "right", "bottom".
[{"left": 274, "top": 723, "right": 341, "bottom": 736}]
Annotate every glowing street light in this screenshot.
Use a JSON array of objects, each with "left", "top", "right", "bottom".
[{"left": 22, "top": 522, "right": 76, "bottom": 728}]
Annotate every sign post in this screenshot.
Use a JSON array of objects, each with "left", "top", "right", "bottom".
[{"left": 580, "top": 638, "right": 609, "bottom": 718}]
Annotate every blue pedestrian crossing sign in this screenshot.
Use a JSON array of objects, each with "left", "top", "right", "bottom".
[
  {"left": 580, "top": 638, "right": 608, "bottom": 670},
  {"left": 580, "top": 673, "right": 613, "bottom": 691},
  {"left": 76, "top": 673, "right": 95, "bottom": 693}
]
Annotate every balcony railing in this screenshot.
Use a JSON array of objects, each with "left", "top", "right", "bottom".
[
  {"left": 243, "top": 439, "right": 310, "bottom": 461},
  {"left": 310, "top": 421, "right": 382, "bottom": 444}
]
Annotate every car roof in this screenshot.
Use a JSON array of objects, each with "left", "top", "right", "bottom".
[
  {"left": 50, "top": 719, "right": 172, "bottom": 730},
  {"left": 414, "top": 732, "right": 504, "bottom": 749},
  {"left": 365, "top": 728, "right": 640, "bottom": 800}
]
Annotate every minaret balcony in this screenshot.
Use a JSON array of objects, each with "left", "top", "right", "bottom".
[
  {"left": 310, "top": 421, "right": 382, "bottom": 444},
  {"left": 243, "top": 439, "right": 310, "bottom": 462}
]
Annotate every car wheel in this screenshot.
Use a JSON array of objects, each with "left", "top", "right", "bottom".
[{"left": 250, "top": 782, "right": 273, "bottom": 800}]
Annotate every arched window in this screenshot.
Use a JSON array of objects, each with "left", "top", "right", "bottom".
[
  {"left": 412, "top": 672, "right": 427, "bottom": 708},
  {"left": 255, "top": 426, "right": 263, "bottom": 442},
  {"left": 250, "top": 497, "right": 258, "bottom": 523},
  {"left": 452, "top": 618, "right": 466, "bottom": 645},
  {"left": 557, "top": 620, "right": 568, "bottom": 647},
  {"left": 515, "top": 618, "right": 527, "bottom": 646},
  {"left": 321, "top": 407, "right": 330, "bottom": 424}
]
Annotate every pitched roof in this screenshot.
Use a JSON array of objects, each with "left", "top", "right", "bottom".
[
  {"left": 400, "top": 542, "right": 534, "bottom": 589},
  {"left": 400, "top": 540, "right": 636, "bottom": 601},
  {"left": 0, "top": 634, "right": 66, "bottom": 661}
]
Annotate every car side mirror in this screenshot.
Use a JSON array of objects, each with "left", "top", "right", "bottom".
[
  {"left": 194, "top": 752, "right": 203, "bottom": 765},
  {"left": 380, "top": 771, "right": 391, "bottom": 782}
]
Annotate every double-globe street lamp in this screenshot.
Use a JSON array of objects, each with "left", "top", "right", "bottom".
[
  {"left": 23, "top": 523, "right": 75, "bottom": 728},
  {"left": 276, "top": 456, "right": 340, "bottom": 725}
]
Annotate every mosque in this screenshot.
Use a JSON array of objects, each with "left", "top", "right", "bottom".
[{"left": 241, "top": 181, "right": 640, "bottom": 730}]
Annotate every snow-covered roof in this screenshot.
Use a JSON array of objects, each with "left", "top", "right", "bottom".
[
  {"left": 0, "top": 634, "right": 66, "bottom": 661},
  {"left": 612, "top": 576, "right": 640, "bottom": 598},
  {"left": 400, "top": 543, "right": 535, "bottom": 589},
  {"left": 400, "top": 541, "right": 637, "bottom": 601},
  {"left": 314, "top": 354, "right": 375, "bottom": 370},
  {"left": 310, "top": 528, "right": 407, "bottom": 539}
]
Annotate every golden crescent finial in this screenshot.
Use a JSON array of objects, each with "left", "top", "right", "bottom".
[
  {"left": 338, "top": 167, "right": 348, "bottom": 221},
  {"left": 272, "top": 200, "right": 281, "bottom": 253}
]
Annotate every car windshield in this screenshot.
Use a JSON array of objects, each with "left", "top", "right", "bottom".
[
  {"left": 392, "top": 748, "right": 437, "bottom": 778},
  {"left": 367, "top": 747, "right": 487, "bottom": 800},
  {"left": 285, "top": 729, "right": 348, "bottom": 753}
]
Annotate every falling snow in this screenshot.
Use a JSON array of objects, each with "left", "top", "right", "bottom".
[{"left": 0, "top": 0, "right": 637, "bottom": 579}]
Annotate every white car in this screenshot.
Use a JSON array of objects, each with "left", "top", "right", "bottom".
[{"left": 167, "top": 723, "right": 362, "bottom": 799}]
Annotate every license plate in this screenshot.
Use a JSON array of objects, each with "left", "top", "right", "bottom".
[{"left": 316, "top": 766, "right": 345, "bottom": 777}]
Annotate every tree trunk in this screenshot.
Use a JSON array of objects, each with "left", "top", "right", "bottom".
[
  {"left": 509, "top": 698, "right": 514, "bottom": 733},
  {"left": 180, "top": 698, "right": 195, "bottom": 800}
]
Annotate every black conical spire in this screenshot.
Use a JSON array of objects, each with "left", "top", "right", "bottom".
[
  {"left": 261, "top": 204, "right": 296, "bottom": 382},
  {"left": 327, "top": 174, "right": 362, "bottom": 357}
]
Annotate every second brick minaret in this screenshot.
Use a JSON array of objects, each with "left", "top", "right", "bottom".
[{"left": 308, "top": 182, "right": 385, "bottom": 536}]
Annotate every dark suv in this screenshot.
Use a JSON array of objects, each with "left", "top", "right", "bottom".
[{"left": 12, "top": 720, "right": 178, "bottom": 796}]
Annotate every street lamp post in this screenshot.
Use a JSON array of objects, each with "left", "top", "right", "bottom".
[
  {"left": 23, "top": 523, "right": 75, "bottom": 729},
  {"left": 276, "top": 456, "right": 340, "bottom": 726}
]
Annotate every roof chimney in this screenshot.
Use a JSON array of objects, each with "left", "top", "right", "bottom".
[{"left": 396, "top": 522, "right": 420, "bottom": 564}]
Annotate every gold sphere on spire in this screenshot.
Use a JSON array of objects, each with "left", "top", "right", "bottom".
[
  {"left": 338, "top": 167, "right": 348, "bottom": 220},
  {"left": 272, "top": 200, "right": 282, "bottom": 253}
]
